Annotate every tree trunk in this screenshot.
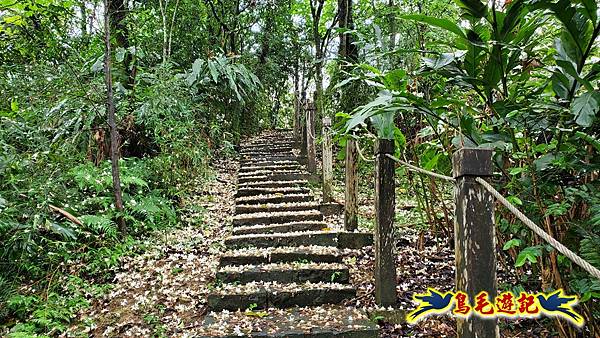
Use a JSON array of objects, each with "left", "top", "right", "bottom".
[
  {"left": 311, "top": 0, "right": 325, "bottom": 120},
  {"left": 338, "top": 0, "right": 358, "bottom": 114},
  {"left": 104, "top": 0, "right": 127, "bottom": 233},
  {"left": 108, "top": 0, "right": 132, "bottom": 88},
  {"left": 79, "top": 1, "right": 87, "bottom": 36},
  {"left": 388, "top": 0, "right": 396, "bottom": 51}
]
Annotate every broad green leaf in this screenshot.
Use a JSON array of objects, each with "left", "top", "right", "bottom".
[
  {"left": 506, "top": 196, "right": 523, "bottom": 206},
  {"left": 534, "top": 153, "right": 557, "bottom": 171},
  {"left": 192, "top": 58, "right": 204, "bottom": 75},
  {"left": 455, "top": 0, "right": 487, "bottom": 19},
  {"left": 580, "top": 0, "right": 597, "bottom": 24},
  {"left": 551, "top": 71, "right": 571, "bottom": 99},
  {"left": 207, "top": 60, "right": 219, "bottom": 83},
  {"left": 370, "top": 111, "right": 396, "bottom": 139},
  {"left": 423, "top": 53, "right": 456, "bottom": 70},
  {"left": 575, "top": 131, "right": 600, "bottom": 152},
  {"left": 509, "top": 167, "right": 525, "bottom": 175},
  {"left": 555, "top": 60, "right": 594, "bottom": 91},
  {"left": 515, "top": 246, "right": 542, "bottom": 267},
  {"left": 46, "top": 220, "right": 77, "bottom": 240},
  {"left": 333, "top": 76, "right": 359, "bottom": 90},
  {"left": 115, "top": 47, "right": 126, "bottom": 63},
  {"left": 345, "top": 91, "right": 393, "bottom": 132},
  {"left": 400, "top": 14, "right": 466, "bottom": 39},
  {"left": 357, "top": 63, "right": 381, "bottom": 75},
  {"left": 383, "top": 69, "right": 406, "bottom": 91},
  {"left": 503, "top": 239, "right": 522, "bottom": 250},
  {"left": 571, "top": 91, "right": 600, "bottom": 127},
  {"left": 91, "top": 55, "right": 104, "bottom": 72}
]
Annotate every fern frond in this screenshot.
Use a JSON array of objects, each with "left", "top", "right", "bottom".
[{"left": 79, "top": 215, "right": 117, "bottom": 238}]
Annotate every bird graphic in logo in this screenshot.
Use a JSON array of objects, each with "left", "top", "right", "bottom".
[
  {"left": 406, "top": 288, "right": 454, "bottom": 323},
  {"left": 536, "top": 289, "right": 584, "bottom": 327}
]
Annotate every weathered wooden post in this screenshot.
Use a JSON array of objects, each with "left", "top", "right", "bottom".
[
  {"left": 306, "top": 102, "right": 316, "bottom": 174},
  {"left": 452, "top": 148, "right": 498, "bottom": 338},
  {"left": 344, "top": 136, "right": 358, "bottom": 231},
  {"left": 300, "top": 101, "right": 307, "bottom": 159},
  {"left": 293, "top": 96, "right": 301, "bottom": 142},
  {"left": 374, "top": 138, "right": 397, "bottom": 306},
  {"left": 322, "top": 117, "right": 333, "bottom": 203}
]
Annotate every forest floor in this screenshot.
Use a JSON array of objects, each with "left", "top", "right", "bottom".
[{"left": 62, "top": 156, "right": 557, "bottom": 337}]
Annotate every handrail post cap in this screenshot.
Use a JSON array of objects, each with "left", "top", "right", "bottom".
[{"left": 452, "top": 147, "right": 493, "bottom": 178}]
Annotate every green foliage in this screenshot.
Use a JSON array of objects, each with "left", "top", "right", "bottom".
[{"left": 337, "top": 0, "right": 600, "bottom": 328}]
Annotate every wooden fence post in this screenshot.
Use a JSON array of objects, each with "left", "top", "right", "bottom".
[
  {"left": 306, "top": 103, "right": 316, "bottom": 174},
  {"left": 293, "top": 97, "right": 301, "bottom": 142},
  {"left": 374, "top": 138, "right": 397, "bottom": 306},
  {"left": 322, "top": 117, "right": 333, "bottom": 203},
  {"left": 344, "top": 136, "right": 358, "bottom": 231},
  {"left": 452, "top": 148, "right": 498, "bottom": 338},
  {"left": 300, "top": 102, "right": 307, "bottom": 159}
]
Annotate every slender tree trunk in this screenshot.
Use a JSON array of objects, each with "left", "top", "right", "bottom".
[
  {"left": 159, "top": 0, "right": 169, "bottom": 64},
  {"left": 338, "top": 0, "right": 358, "bottom": 114},
  {"left": 104, "top": 0, "right": 127, "bottom": 233},
  {"left": 388, "top": 0, "right": 396, "bottom": 51},
  {"left": 79, "top": 1, "right": 87, "bottom": 36},
  {"left": 108, "top": 0, "right": 132, "bottom": 88},
  {"left": 311, "top": 0, "right": 325, "bottom": 119},
  {"left": 167, "top": 0, "right": 180, "bottom": 60}
]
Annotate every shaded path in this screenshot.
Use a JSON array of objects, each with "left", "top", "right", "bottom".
[{"left": 200, "top": 130, "right": 378, "bottom": 337}]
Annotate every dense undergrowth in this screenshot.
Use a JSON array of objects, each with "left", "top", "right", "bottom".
[{"left": 0, "top": 1, "right": 290, "bottom": 334}]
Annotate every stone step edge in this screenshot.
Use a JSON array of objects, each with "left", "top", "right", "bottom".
[
  {"left": 235, "top": 193, "right": 314, "bottom": 205},
  {"left": 235, "top": 201, "right": 320, "bottom": 214},
  {"left": 207, "top": 283, "right": 356, "bottom": 311},
  {"left": 225, "top": 231, "right": 373, "bottom": 249},
  {"left": 232, "top": 221, "right": 326, "bottom": 235},
  {"left": 219, "top": 246, "right": 343, "bottom": 266},
  {"left": 216, "top": 263, "right": 350, "bottom": 284}
]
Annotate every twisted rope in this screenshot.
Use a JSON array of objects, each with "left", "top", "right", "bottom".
[
  {"left": 350, "top": 138, "right": 599, "bottom": 279},
  {"left": 355, "top": 140, "right": 375, "bottom": 162},
  {"left": 476, "top": 177, "right": 600, "bottom": 280},
  {"left": 385, "top": 154, "right": 456, "bottom": 182},
  {"left": 304, "top": 109, "right": 317, "bottom": 140}
]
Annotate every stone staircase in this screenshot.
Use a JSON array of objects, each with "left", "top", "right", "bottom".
[{"left": 199, "top": 130, "right": 379, "bottom": 337}]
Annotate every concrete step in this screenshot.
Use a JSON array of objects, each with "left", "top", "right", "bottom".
[
  {"left": 240, "top": 149, "right": 294, "bottom": 159},
  {"left": 207, "top": 281, "right": 356, "bottom": 311},
  {"left": 235, "top": 186, "right": 310, "bottom": 198},
  {"left": 198, "top": 305, "right": 378, "bottom": 337},
  {"left": 239, "top": 164, "right": 302, "bottom": 173},
  {"left": 235, "top": 201, "right": 320, "bottom": 214},
  {"left": 235, "top": 193, "right": 313, "bottom": 205},
  {"left": 219, "top": 246, "right": 343, "bottom": 266},
  {"left": 232, "top": 210, "right": 323, "bottom": 227},
  {"left": 240, "top": 160, "right": 299, "bottom": 167},
  {"left": 241, "top": 156, "right": 302, "bottom": 163},
  {"left": 241, "top": 144, "right": 292, "bottom": 149},
  {"left": 232, "top": 221, "right": 326, "bottom": 235},
  {"left": 216, "top": 262, "right": 349, "bottom": 284},
  {"left": 238, "top": 173, "right": 311, "bottom": 184},
  {"left": 237, "top": 179, "right": 308, "bottom": 189},
  {"left": 238, "top": 169, "right": 305, "bottom": 177},
  {"left": 225, "top": 231, "right": 373, "bottom": 249}
]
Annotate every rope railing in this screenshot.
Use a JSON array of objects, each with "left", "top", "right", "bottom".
[
  {"left": 385, "top": 153, "right": 456, "bottom": 182},
  {"left": 476, "top": 177, "right": 600, "bottom": 280},
  {"left": 355, "top": 140, "right": 375, "bottom": 163},
  {"left": 373, "top": 146, "right": 600, "bottom": 280}
]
